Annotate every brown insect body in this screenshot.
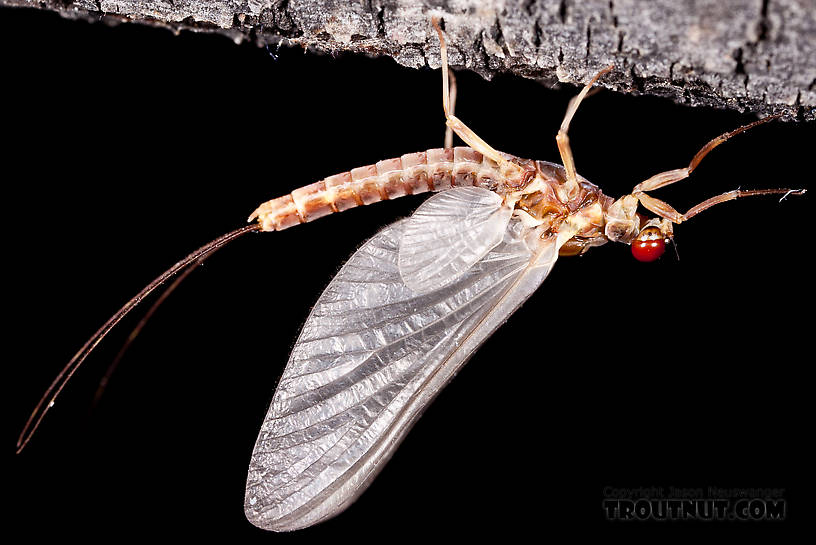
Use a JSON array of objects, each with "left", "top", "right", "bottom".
[
  {"left": 250, "top": 146, "right": 505, "bottom": 231},
  {"left": 251, "top": 147, "right": 621, "bottom": 259}
]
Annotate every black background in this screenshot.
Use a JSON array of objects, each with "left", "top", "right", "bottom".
[{"left": 5, "top": 7, "right": 812, "bottom": 541}]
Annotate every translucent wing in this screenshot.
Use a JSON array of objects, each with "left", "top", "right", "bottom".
[
  {"left": 245, "top": 216, "right": 558, "bottom": 532},
  {"left": 397, "top": 187, "right": 513, "bottom": 294}
]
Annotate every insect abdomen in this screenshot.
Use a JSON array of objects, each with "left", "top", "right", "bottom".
[{"left": 250, "top": 147, "right": 503, "bottom": 231}]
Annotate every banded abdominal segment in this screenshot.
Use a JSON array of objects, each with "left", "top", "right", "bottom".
[{"left": 250, "top": 146, "right": 518, "bottom": 232}]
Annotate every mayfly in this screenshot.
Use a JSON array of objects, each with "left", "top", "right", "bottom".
[{"left": 17, "top": 19, "right": 805, "bottom": 532}]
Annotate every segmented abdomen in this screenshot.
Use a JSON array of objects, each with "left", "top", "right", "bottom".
[{"left": 250, "top": 147, "right": 504, "bottom": 231}]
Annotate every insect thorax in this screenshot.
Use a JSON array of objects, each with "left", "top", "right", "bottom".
[{"left": 510, "top": 160, "right": 613, "bottom": 256}]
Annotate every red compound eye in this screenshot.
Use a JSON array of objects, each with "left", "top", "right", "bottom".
[
  {"left": 631, "top": 238, "right": 666, "bottom": 262},
  {"left": 631, "top": 226, "right": 668, "bottom": 262}
]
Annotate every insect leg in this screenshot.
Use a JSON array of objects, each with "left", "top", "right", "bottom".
[
  {"left": 633, "top": 115, "right": 782, "bottom": 196},
  {"left": 444, "top": 69, "right": 457, "bottom": 149},
  {"left": 637, "top": 186, "right": 805, "bottom": 224},
  {"left": 631, "top": 114, "right": 798, "bottom": 223},
  {"left": 556, "top": 65, "right": 614, "bottom": 192},
  {"left": 432, "top": 19, "right": 517, "bottom": 172}
]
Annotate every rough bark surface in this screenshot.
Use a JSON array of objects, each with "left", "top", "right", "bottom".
[{"left": 3, "top": 0, "right": 815, "bottom": 120}]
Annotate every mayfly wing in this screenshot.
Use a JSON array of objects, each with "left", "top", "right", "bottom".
[
  {"left": 245, "top": 211, "right": 559, "bottom": 532},
  {"left": 397, "top": 186, "right": 513, "bottom": 294}
]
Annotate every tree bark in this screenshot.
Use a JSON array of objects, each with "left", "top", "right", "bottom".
[{"left": 2, "top": 0, "right": 814, "bottom": 120}]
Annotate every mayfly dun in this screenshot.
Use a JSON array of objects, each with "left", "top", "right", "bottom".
[{"left": 16, "top": 18, "right": 805, "bottom": 532}]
